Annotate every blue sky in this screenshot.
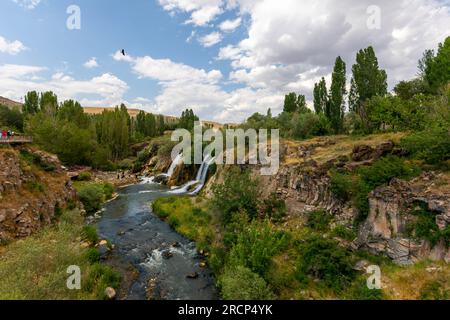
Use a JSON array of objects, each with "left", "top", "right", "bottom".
[{"left": 0, "top": 0, "right": 449, "bottom": 122}]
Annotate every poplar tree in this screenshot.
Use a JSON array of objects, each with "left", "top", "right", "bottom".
[{"left": 329, "top": 56, "right": 347, "bottom": 133}]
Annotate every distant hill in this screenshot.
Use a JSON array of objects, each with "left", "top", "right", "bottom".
[
  {"left": 82, "top": 107, "right": 226, "bottom": 128},
  {"left": 0, "top": 96, "right": 23, "bottom": 110},
  {"left": 0, "top": 97, "right": 227, "bottom": 128}
]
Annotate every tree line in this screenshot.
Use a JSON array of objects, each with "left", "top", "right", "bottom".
[{"left": 244, "top": 36, "right": 449, "bottom": 140}]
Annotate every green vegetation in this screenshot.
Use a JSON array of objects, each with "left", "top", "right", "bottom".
[
  {"left": 306, "top": 210, "right": 332, "bottom": 232},
  {"left": 406, "top": 205, "right": 450, "bottom": 247},
  {"left": 218, "top": 266, "right": 276, "bottom": 300},
  {"left": 0, "top": 210, "right": 120, "bottom": 300},
  {"left": 152, "top": 197, "right": 214, "bottom": 250},
  {"left": 74, "top": 182, "right": 115, "bottom": 215},
  {"left": 211, "top": 168, "right": 261, "bottom": 223},
  {"left": 330, "top": 156, "right": 421, "bottom": 223},
  {"left": 0, "top": 105, "right": 24, "bottom": 132}
]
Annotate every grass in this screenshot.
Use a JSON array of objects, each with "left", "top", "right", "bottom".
[
  {"left": 152, "top": 197, "right": 216, "bottom": 251},
  {"left": 0, "top": 209, "right": 120, "bottom": 300}
]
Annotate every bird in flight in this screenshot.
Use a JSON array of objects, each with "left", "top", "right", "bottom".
[{"left": 121, "top": 49, "right": 126, "bottom": 56}]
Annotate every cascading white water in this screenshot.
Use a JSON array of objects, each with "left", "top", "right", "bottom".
[
  {"left": 167, "top": 153, "right": 183, "bottom": 178},
  {"left": 141, "top": 153, "right": 183, "bottom": 184},
  {"left": 168, "top": 154, "right": 215, "bottom": 195}
]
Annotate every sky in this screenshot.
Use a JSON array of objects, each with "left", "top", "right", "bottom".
[{"left": 0, "top": 0, "right": 449, "bottom": 123}]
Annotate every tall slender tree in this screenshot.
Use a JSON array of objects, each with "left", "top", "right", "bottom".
[
  {"left": 313, "top": 78, "right": 328, "bottom": 115},
  {"left": 349, "top": 46, "right": 387, "bottom": 125},
  {"left": 23, "top": 91, "right": 40, "bottom": 115},
  {"left": 329, "top": 56, "right": 347, "bottom": 133}
]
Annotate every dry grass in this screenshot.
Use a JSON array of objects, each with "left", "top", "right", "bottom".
[
  {"left": 283, "top": 132, "right": 407, "bottom": 166},
  {"left": 382, "top": 261, "right": 450, "bottom": 300},
  {"left": 0, "top": 210, "right": 120, "bottom": 300}
]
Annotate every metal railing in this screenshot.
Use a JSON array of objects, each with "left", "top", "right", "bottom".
[{"left": 0, "top": 136, "right": 33, "bottom": 144}]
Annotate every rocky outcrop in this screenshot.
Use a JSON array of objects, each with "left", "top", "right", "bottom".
[
  {"left": 252, "top": 140, "right": 449, "bottom": 264},
  {"left": 0, "top": 148, "right": 77, "bottom": 242},
  {"left": 357, "top": 173, "right": 450, "bottom": 264}
]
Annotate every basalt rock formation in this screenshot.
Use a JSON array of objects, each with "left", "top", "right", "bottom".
[
  {"left": 246, "top": 138, "right": 449, "bottom": 264},
  {"left": 0, "top": 147, "right": 77, "bottom": 242}
]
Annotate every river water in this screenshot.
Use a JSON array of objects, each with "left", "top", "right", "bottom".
[{"left": 96, "top": 182, "right": 218, "bottom": 300}]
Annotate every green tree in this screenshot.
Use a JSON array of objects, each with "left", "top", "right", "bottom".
[
  {"left": 329, "top": 56, "right": 347, "bottom": 133},
  {"left": 40, "top": 91, "right": 58, "bottom": 116},
  {"left": 425, "top": 37, "right": 450, "bottom": 92},
  {"left": 349, "top": 46, "right": 388, "bottom": 128},
  {"left": 179, "top": 109, "right": 199, "bottom": 130},
  {"left": 283, "top": 92, "right": 298, "bottom": 113},
  {"left": 23, "top": 91, "right": 39, "bottom": 115},
  {"left": 314, "top": 78, "right": 328, "bottom": 115}
]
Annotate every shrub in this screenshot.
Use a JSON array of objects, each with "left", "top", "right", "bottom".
[
  {"left": 419, "top": 278, "right": 449, "bottom": 300},
  {"left": 85, "top": 248, "right": 100, "bottom": 264},
  {"left": 211, "top": 168, "right": 261, "bottom": 224},
  {"left": 219, "top": 266, "right": 275, "bottom": 300},
  {"left": 401, "top": 126, "right": 450, "bottom": 165},
  {"left": 84, "top": 263, "right": 121, "bottom": 300},
  {"left": 77, "top": 172, "right": 92, "bottom": 181},
  {"left": 296, "top": 236, "right": 355, "bottom": 292},
  {"left": 228, "top": 220, "right": 290, "bottom": 277},
  {"left": 407, "top": 206, "right": 448, "bottom": 247},
  {"left": 82, "top": 225, "right": 98, "bottom": 244},
  {"left": 332, "top": 225, "right": 357, "bottom": 242},
  {"left": 357, "top": 156, "right": 421, "bottom": 189},
  {"left": 102, "top": 183, "right": 115, "bottom": 200},
  {"left": 345, "top": 279, "right": 384, "bottom": 300},
  {"left": 306, "top": 210, "right": 332, "bottom": 232},
  {"left": 78, "top": 184, "right": 104, "bottom": 214},
  {"left": 263, "top": 193, "right": 287, "bottom": 223},
  {"left": 293, "top": 113, "right": 331, "bottom": 139}
]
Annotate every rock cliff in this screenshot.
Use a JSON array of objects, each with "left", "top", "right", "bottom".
[{"left": 0, "top": 147, "right": 77, "bottom": 242}]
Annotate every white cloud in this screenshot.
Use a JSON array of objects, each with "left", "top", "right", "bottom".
[
  {"left": 0, "top": 36, "right": 27, "bottom": 55},
  {"left": 0, "top": 63, "right": 129, "bottom": 107},
  {"left": 198, "top": 32, "right": 223, "bottom": 47},
  {"left": 83, "top": 57, "right": 99, "bottom": 69},
  {"left": 152, "top": 0, "right": 450, "bottom": 122},
  {"left": 219, "top": 17, "right": 242, "bottom": 32},
  {"left": 158, "top": 0, "right": 224, "bottom": 26},
  {"left": 113, "top": 50, "right": 222, "bottom": 84},
  {"left": 13, "top": 0, "right": 41, "bottom": 9}
]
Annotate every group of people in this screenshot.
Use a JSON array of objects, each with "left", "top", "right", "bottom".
[{"left": 1, "top": 129, "right": 16, "bottom": 139}]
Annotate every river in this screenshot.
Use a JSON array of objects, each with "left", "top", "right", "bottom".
[{"left": 96, "top": 182, "right": 218, "bottom": 300}]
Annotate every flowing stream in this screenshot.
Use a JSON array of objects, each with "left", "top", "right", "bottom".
[{"left": 96, "top": 181, "right": 217, "bottom": 300}]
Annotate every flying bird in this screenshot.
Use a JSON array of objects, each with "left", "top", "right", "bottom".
[{"left": 121, "top": 49, "right": 126, "bottom": 56}]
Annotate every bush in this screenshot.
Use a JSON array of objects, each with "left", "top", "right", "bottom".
[
  {"left": 332, "top": 225, "right": 357, "bottom": 242},
  {"left": 84, "top": 263, "right": 121, "bottom": 300},
  {"left": 306, "top": 210, "right": 332, "bottom": 232},
  {"left": 419, "top": 278, "right": 449, "bottom": 300},
  {"left": 102, "top": 183, "right": 115, "bottom": 200},
  {"left": 85, "top": 248, "right": 101, "bottom": 264},
  {"left": 407, "top": 206, "right": 448, "bottom": 247},
  {"left": 401, "top": 126, "right": 450, "bottom": 165},
  {"left": 77, "top": 172, "right": 92, "bottom": 181},
  {"left": 293, "top": 113, "right": 331, "bottom": 139},
  {"left": 263, "top": 193, "right": 286, "bottom": 223},
  {"left": 82, "top": 225, "right": 98, "bottom": 244},
  {"left": 211, "top": 168, "right": 261, "bottom": 224},
  {"left": 78, "top": 184, "right": 104, "bottom": 214},
  {"left": 357, "top": 156, "right": 421, "bottom": 189},
  {"left": 345, "top": 279, "right": 384, "bottom": 300},
  {"left": 228, "top": 220, "right": 290, "bottom": 277},
  {"left": 219, "top": 266, "right": 275, "bottom": 300},
  {"left": 296, "top": 236, "right": 355, "bottom": 292}
]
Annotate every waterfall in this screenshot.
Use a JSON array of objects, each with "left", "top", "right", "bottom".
[
  {"left": 166, "top": 153, "right": 183, "bottom": 178},
  {"left": 169, "top": 154, "right": 215, "bottom": 195},
  {"left": 140, "top": 153, "right": 182, "bottom": 184}
]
